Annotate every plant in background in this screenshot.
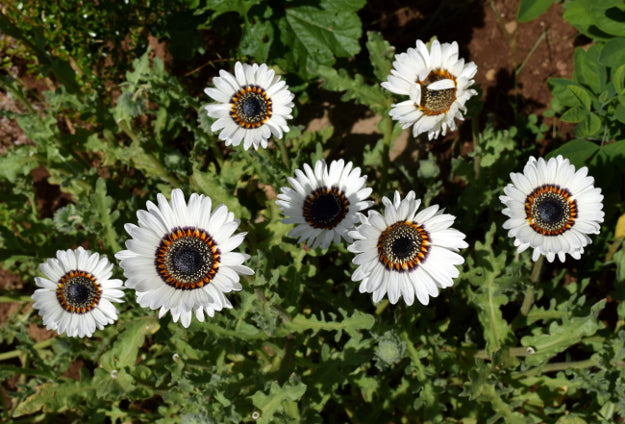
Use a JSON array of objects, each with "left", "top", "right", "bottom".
[{"left": 523, "top": 0, "right": 625, "bottom": 171}]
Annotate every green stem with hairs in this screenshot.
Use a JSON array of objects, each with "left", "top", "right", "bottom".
[
  {"left": 379, "top": 116, "right": 394, "bottom": 193},
  {"left": 0, "top": 295, "right": 33, "bottom": 303},
  {"left": 473, "top": 346, "right": 537, "bottom": 360},
  {"left": 520, "top": 255, "right": 544, "bottom": 317},
  {"left": 472, "top": 113, "right": 481, "bottom": 179},
  {"left": 0, "top": 338, "right": 54, "bottom": 361},
  {"left": 274, "top": 137, "right": 291, "bottom": 170},
  {"left": 512, "top": 357, "right": 600, "bottom": 379},
  {"left": 375, "top": 299, "right": 389, "bottom": 315}
]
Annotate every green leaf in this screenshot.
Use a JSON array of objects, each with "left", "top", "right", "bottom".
[
  {"left": 573, "top": 45, "right": 606, "bottom": 93},
  {"left": 599, "top": 37, "right": 625, "bottom": 68},
  {"left": 0, "top": 145, "right": 37, "bottom": 183},
  {"left": 13, "top": 381, "right": 92, "bottom": 417},
  {"left": 563, "top": 0, "right": 597, "bottom": 37},
  {"left": 351, "top": 374, "right": 379, "bottom": 402},
  {"left": 316, "top": 65, "right": 390, "bottom": 115},
  {"left": 548, "top": 79, "right": 586, "bottom": 108},
  {"left": 614, "top": 245, "right": 625, "bottom": 282},
  {"left": 99, "top": 316, "right": 160, "bottom": 371},
  {"left": 124, "top": 139, "right": 179, "bottom": 187},
  {"left": 251, "top": 378, "right": 307, "bottom": 424},
  {"left": 198, "top": 0, "right": 263, "bottom": 18},
  {"left": 555, "top": 416, "right": 588, "bottom": 424},
  {"left": 285, "top": 5, "right": 362, "bottom": 65},
  {"left": 560, "top": 106, "right": 588, "bottom": 123},
  {"left": 320, "top": 0, "right": 366, "bottom": 12},
  {"left": 546, "top": 139, "right": 599, "bottom": 166},
  {"left": 418, "top": 153, "right": 441, "bottom": 179},
  {"left": 613, "top": 64, "right": 625, "bottom": 94},
  {"left": 477, "top": 127, "right": 516, "bottom": 167},
  {"left": 283, "top": 309, "right": 374, "bottom": 335},
  {"left": 366, "top": 31, "right": 394, "bottom": 82},
  {"left": 466, "top": 224, "right": 515, "bottom": 355},
  {"left": 189, "top": 162, "right": 250, "bottom": 220},
  {"left": 564, "top": 0, "right": 625, "bottom": 40},
  {"left": 91, "top": 367, "right": 138, "bottom": 399},
  {"left": 601, "top": 139, "right": 625, "bottom": 161},
  {"left": 517, "top": 0, "right": 556, "bottom": 22},
  {"left": 91, "top": 178, "right": 121, "bottom": 252},
  {"left": 576, "top": 112, "right": 602, "bottom": 136},
  {"left": 52, "top": 204, "right": 82, "bottom": 234},
  {"left": 240, "top": 20, "right": 274, "bottom": 63},
  {"left": 567, "top": 85, "right": 592, "bottom": 110},
  {"left": 113, "top": 91, "right": 146, "bottom": 124},
  {"left": 594, "top": 3, "right": 625, "bottom": 37},
  {"left": 521, "top": 300, "right": 605, "bottom": 366}
]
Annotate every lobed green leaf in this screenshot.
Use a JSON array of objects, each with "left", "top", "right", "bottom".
[{"left": 517, "top": 0, "right": 557, "bottom": 23}]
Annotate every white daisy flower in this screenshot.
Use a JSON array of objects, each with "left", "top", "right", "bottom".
[
  {"left": 500, "top": 155, "right": 604, "bottom": 263},
  {"left": 32, "top": 247, "right": 124, "bottom": 338},
  {"left": 381, "top": 39, "right": 478, "bottom": 140},
  {"left": 115, "top": 189, "right": 254, "bottom": 328},
  {"left": 276, "top": 159, "right": 374, "bottom": 250},
  {"left": 204, "top": 61, "right": 295, "bottom": 151},
  {"left": 348, "top": 191, "right": 467, "bottom": 306}
]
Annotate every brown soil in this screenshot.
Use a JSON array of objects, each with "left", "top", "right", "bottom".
[{"left": 469, "top": 0, "right": 578, "bottom": 128}]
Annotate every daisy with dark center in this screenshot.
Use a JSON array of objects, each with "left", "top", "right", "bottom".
[
  {"left": 348, "top": 191, "right": 467, "bottom": 306},
  {"left": 276, "top": 159, "right": 374, "bottom": 250},
  {"left": 204, "top": 61, "right": 294, "bottom": 150},
  {"left": 116, "top": 189, "right": 254, "bottom": 328},
  {"left": 500, "top": 155, "right": 604, "bottom": 263},
  {"left": 381, "top": 39, "right": 478, "bottom": 140},
  {"left": 32, "top": 247, "right": 124, "bottom": 338}
]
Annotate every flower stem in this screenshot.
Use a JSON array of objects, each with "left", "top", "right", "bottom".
[
  {"left": 0, "top": 295, "right": 33, "bottom": 303},
  {"left": 275, "top": 137, "right": 291, "bottom": 170},
  {"left": 0, "top": 338, "right": 54, "bottom": 361},
  {"left": 207, "top": 138, "right": 224, "bottom": 169},
  {"left": 520, "top": 255, "right": 544, "bottom": 316},
  {"left": 472, "top": 115, "right": 481, "bottom": 179},
  {"left": 379, "top": 116, "right": 394, "bottom": 192},
  {"left": 513, "top": 357, "right": 600, "bottom": 379},
  {"left": 375, "top": 299, "right": 389, "bottom": 315}
]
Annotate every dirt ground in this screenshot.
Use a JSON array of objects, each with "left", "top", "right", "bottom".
[{"left": 0, "top": 0, "right": 579, "bottom": 337}]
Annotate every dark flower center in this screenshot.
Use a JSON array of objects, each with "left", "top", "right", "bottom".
[
  {"left": 156, "top": 227, "right": 221, "bottom": 290},
  {"left": 525, "top": 184, "right": 577, "bottom": 236},
  {"left": 537, "top": 198, "right": 564, "bottom": 224},
  {"left": 241, "top": 96, "right": 264, "bottom": 118},
  {"left": 378, "top": 221, "right": 430, "bottom": 272},
  {"left": 392, "top": 236, "right": 416, "bottom": 261},
  {"left": 173, "top": 245, "right": 205, "bottom": 275},
  {"left": 230, "top": 85, "right": 272, "bottom": 128},
  {"left": 56, "top": 271, "right": 101, "bottom": 314},
  {"left": 418, "top": 70, "right": 457, "bottom": 115},
  {"left": 303, "top": 187, "right": 350, "bottom": 229}
]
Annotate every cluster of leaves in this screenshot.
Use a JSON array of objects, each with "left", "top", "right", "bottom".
[
  {"left": 0, "top": 1, "right": 625, "bottom": 423},
  {"left": 521, "top": 0, "right": 625, "bottom": 179}
]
